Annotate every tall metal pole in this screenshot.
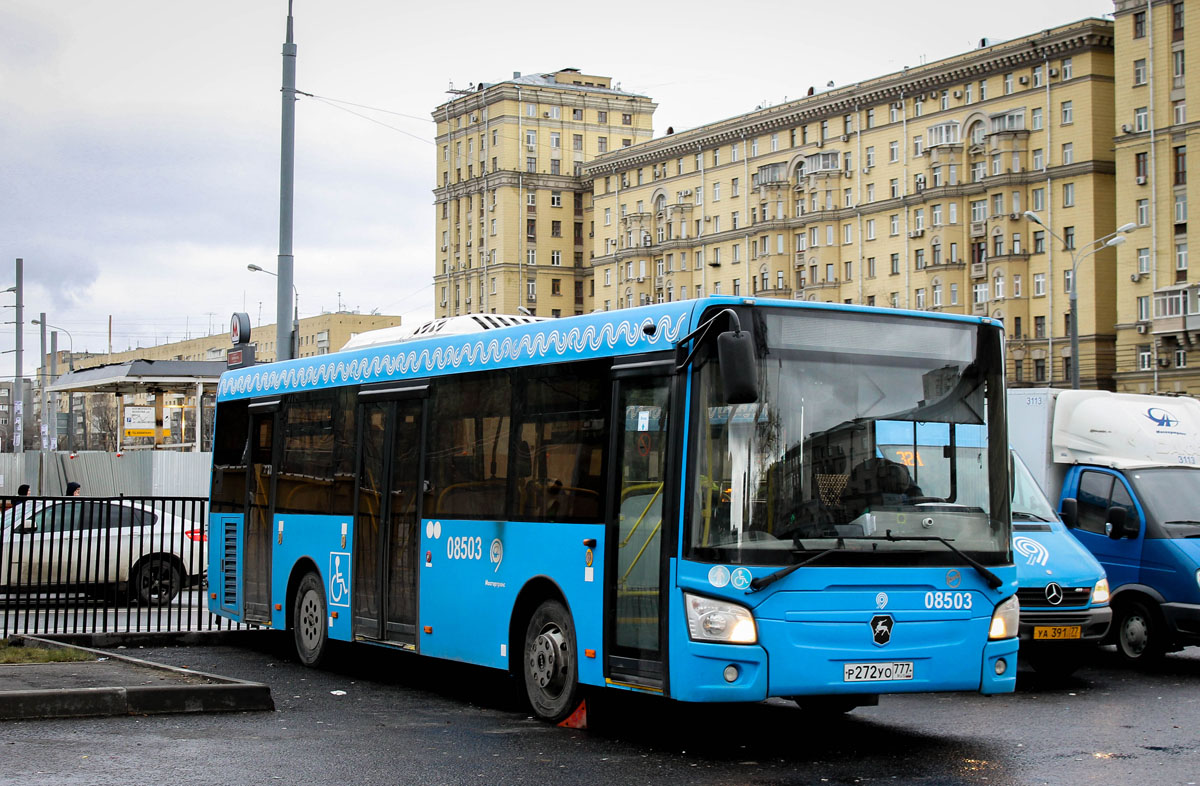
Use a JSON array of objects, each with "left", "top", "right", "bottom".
[
  {"left": 1069, "top": 254, "right": 1080, "bottom": 390},
  {"left": 13, "top": 259, "right": 23, "bottom": 453},
  {"left": 39, "top": 313, "right": 48, "bottom": 451},
  {"left": 49, "top": 332, "right": 58, "bottom": 449},
  {"left": 276, "top": 0, "right": 297, "bottom": 362}
]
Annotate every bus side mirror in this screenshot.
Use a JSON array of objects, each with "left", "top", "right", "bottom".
[
  {"left": 717, "top": 330, "right": 758, "bottom": 405},
  {"left": 1059, "top": 498, "right": 1078, "bottom": 528}
]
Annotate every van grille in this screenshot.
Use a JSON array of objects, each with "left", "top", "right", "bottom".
[{"left": 1017, "top": 585, "right": 1091, "bottom": 608}]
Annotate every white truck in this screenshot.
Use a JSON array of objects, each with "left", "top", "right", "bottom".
[{"left": 1008, "top": 388, "right": 1200, "bottom": 664}]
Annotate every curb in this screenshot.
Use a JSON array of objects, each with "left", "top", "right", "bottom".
[{"left": 0, "top": 635, "right": 274, "bottom": 720}]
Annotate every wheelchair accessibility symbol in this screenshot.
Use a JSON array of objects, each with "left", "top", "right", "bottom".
[{"left": 328, "top": 552, "right": 351, "bottom": 608}]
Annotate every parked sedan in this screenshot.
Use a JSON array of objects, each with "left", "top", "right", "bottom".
[{"left": 0, "top": 498, "right": 206, "bottom": 605}]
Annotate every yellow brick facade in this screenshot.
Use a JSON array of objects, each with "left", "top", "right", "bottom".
[
  {"left": 1112, "top": 0, "right": 1199, "bottom": 395},
  {"left": 433, "top": 69, "right": 656, "bottom": 317},
  {"left": 586, "top": 20, "right": 1117, "bottom": 388}
]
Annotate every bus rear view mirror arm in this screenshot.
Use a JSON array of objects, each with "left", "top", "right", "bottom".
[{"left": 676, "top": 308, "right": 759, "bottom": 405}]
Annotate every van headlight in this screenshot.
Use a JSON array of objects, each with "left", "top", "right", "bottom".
[
  {"left": 1092, "top": 578, "right": 1110, "bottom": 605},
  {"left": 684, "top": 592, "right": 757, "bottom": 644},
  {"left": 989, "top": 595, "right": 1020, "bottom": 640}
]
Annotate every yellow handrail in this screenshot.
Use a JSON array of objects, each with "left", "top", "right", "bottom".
[{"left": 619, "top": 483, "right": 663, "bottom": 548}]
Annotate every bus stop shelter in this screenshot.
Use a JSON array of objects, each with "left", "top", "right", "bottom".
[{"left": 49, "top": 359, "right": 225, "bottom": 452}]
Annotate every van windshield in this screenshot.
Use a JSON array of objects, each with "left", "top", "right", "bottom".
[{"left": 1128, "top": 468, "right": 1200, "bottom": 538}]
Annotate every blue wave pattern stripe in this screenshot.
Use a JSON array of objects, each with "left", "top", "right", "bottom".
[{"left": 218, "top": 313, "right": 687, "bottom": 399}]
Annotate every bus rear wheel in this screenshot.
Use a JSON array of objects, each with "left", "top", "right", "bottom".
[
  {"left": 523, "top": 599, "right": 580, "bottom": 723},
  {"left": 293, "top": 572, "right": 330, "bottom": 668}
]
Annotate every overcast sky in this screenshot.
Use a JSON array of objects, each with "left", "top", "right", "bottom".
[{"left": 0, "top": 0, "right": 1110, "bottom": 375}]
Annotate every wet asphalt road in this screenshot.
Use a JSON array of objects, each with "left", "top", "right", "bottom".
[{"left": 3, "top": 633, "right": 1198, "bottom": 786}]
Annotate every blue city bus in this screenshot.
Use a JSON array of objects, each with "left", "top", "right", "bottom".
[{"left": 207, "top": 297, "right": 1018, "bottom": 721}]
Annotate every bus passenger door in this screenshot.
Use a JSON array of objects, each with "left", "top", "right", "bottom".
[
  {"left": 606, "top": 364, "right": 674, "bottom": 688},
  {"left": 353, "top": 388, "right": 427, "bottom": 648},
  {"left": 244, "top": 401, "right": 280, "bottom": 624}
]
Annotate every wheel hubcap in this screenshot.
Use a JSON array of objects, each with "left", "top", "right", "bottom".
[
  {"left": 300, "top": 591, "right": 321, "bottom": 648},
  {"left": 1122, "top": 614, "right": 1148, "bottom": 656},
  {"left": 529, "top": 624, "right": 566, "bottom": 692}
]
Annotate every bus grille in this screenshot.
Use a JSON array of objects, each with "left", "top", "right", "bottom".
[{"left": 223, "top": 520, "right": 238, "bottom": 606}]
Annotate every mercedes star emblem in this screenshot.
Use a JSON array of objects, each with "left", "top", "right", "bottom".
[{"left": 1045, "top": 582, "right": 1064, "bottom": 605}]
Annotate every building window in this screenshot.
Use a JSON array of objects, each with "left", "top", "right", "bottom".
[
  {"left": 889, "top": 141, "right": 899, "bottom": 162},
  {"left": 1134, "top": 106, "right": 1149, "bottom": 133},
  {"left": 622, "top": 113, "right": 632, "bottom": 125},
  {"left": 1177, "top": 242, "right": 1189, "bottom": 272},
  {"left": 890, "top": 253, "right": 900, "bottom": 275},
  {"left": 1174, "top": 50, "right": 1186, "bottom": 89},
  {"left": 1061, "top": 58, "right": 1073, "bottom": 80},
  {"left": 1139, "top": 346, "right": 1152, "bottom": 371},
  {"left": 1134, "top": 58, "right": 1147, "bottom": 86},
  {"left": 1137, "top": 198, "right": 1150, "bottom": 226},
  {"left": 1062, "top": 143, "right": 1074, "bottom": 165},
  {"left": 1034, "top": 231, "right": 1045, "bottom": 254},
  {"left": 1061, "top": 101, "right": 1073, "bottom": 125},
  {"left": 1064, "top": 226, "right": 1075, "bottom": 250},
  {"left": 1175, "top": 146, "right": 1188, "bottom": 185},
  {"left": 1134, "top": 10, "right": 1146, "bottom": 38},
  {"left": 1175, "top": 100, "right": 1187, "bottom": 125},
  {"left": 1034, "top": 273, "right": 1046, "bottom": 296},
  {"left": 1063, "top": 182, "right": 1075, "bottom": 207}
]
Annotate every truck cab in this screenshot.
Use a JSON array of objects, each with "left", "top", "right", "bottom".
[
  {"left": 1009, "top": 389, "right": 1200, "bottom": 664},
  {"left": 1010, "top": 450, "right": 1110, "bottom": 676}
]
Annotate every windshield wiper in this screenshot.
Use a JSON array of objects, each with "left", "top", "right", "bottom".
[
  {"left": 1165, "top": 519, "right": 1200, "bottom": 524},
  {"left": 749, "top": 537, "right": 860, "bottom": 592},
  {"left": 747, "top": 530, "right": 1005, "bottom": 593},
  {"left": 1012, "top": 511, "right": 1052, "bottom": 522},
  {"left": 875, "top": 530, "right": 1002, "bottom": 589}
]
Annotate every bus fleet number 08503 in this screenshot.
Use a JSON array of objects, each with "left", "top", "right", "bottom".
[
  {"left": 924, "top": 591, "right": 972, "bottom": 610},
  {"left": 447, "top": 536, "right": 483, "bottom": 560}
]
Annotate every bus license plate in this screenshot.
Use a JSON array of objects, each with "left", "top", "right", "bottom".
[
  {"left": 1033, "top": 625, "right": 1082, "bottom": 640},
  {"left": 843, "top": 662, "right": 914, "bottom": 682}
]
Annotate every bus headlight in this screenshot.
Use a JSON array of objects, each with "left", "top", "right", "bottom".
[
  {"left": 685, "top": 592, "right": 757, "bottom": 644},
  {"left": 1092, "top": 578, "right": 1110, "bottom": 605},
  {"left": 988, "top": 595, "right": 1020, "bottom": 640}
]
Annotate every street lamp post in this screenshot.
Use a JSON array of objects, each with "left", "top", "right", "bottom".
[
  {"left": 31, "top": 318, "right": 74, "bottom": 450},
  {"left": 247, "top": 264, "right": 299, "bottom": 359},
  {"left": 1023, "top": 212, "right": 1136, "bottom": 389}
]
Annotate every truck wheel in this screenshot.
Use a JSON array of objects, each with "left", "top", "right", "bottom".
[
  {"left": 522, "top": 599, "right": 580, "bottom": 723},
  {"left": 1114, "top": 599, "right": 1164, "bottom": 665}
]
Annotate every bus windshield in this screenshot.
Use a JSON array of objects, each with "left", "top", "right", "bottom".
[{"left": 688, "top": 307, "right": 1009, "bottom": 566}]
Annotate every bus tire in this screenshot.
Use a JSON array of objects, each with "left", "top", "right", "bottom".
[
  {"left": 293, "top": 572, "right": 330, "bottom": 668},
  {"left": 523, "top": 599, "right": 580, "bottom": 723},
  {"left": 1114, "top": 598, "right": 1165, "bottom": 666}
]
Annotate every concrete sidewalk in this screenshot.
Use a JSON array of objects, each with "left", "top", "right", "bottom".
[{"left": 0, "top": 635, "right": 274, "bottom": 720}]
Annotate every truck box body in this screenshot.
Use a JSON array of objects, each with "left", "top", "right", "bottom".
[{"left": 1007, "top": 388, "right": 1200, "bottom": 663}]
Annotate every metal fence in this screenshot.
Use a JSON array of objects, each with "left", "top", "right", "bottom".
[
  {"left": 0, "top": 451, "right": 213, "bottom": 498},
  {"left": 0, "top": 495, "right": 240, "bottom": 636}
]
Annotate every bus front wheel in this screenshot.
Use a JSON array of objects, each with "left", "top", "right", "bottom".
[
  {"left": 523, "top": 599, "right": 580, "bottom": 723},
  {"left": 1114, "top": 599, "right": 1165, "bottom": 665},
  {"left": 293, "top": 572, "right": 330, "bottom": 668}
]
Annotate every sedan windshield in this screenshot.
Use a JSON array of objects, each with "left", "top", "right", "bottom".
[{"left": 688, "top": 308, "right": 1009, "bottom": 566}]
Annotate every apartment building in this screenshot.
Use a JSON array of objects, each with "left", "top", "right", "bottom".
[
  {"left": 1112, "top": 0, "right": 1197, "bottom": 394},
  {"left": 432, "top": 69, "right": 656, "bottom": 318},
  {"left": 586, "top": 19, "right": 1117, "bottom": 388}
]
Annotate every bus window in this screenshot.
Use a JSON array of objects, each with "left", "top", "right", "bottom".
[
  {"left": 427, "top": 371, "right": 512, "bottom": 519},
  {"left": 210, "top": 400, "right": 249, "bottom": 514},
  {"left": 515, "top": 367, "right": 609, "bottom": 522}
]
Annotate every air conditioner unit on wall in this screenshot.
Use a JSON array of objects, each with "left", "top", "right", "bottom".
[
  {"left": 1136, "top": 175, "right": 1147, "bottom": 185},
  {"left": 1136, "top": 323, "right": 1149, "bottom": 333},
  {"left": 1019, "top": 76, "right": 1029, "bottom": 85}
]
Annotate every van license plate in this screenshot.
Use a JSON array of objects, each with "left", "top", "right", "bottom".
[
  {"left": 1033, "top": 625, "right": 1082, "bottom": 640},
  {"left": 843, "top": 662, "right": 914, "bottom": 682}
]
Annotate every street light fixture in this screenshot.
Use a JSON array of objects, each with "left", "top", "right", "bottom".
[
  {"left": 1022, "top": 212, "right": 1137, "bottom": 389},
  {"left": 247, "top": 264, "right": 299, "bottom": 359}
]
